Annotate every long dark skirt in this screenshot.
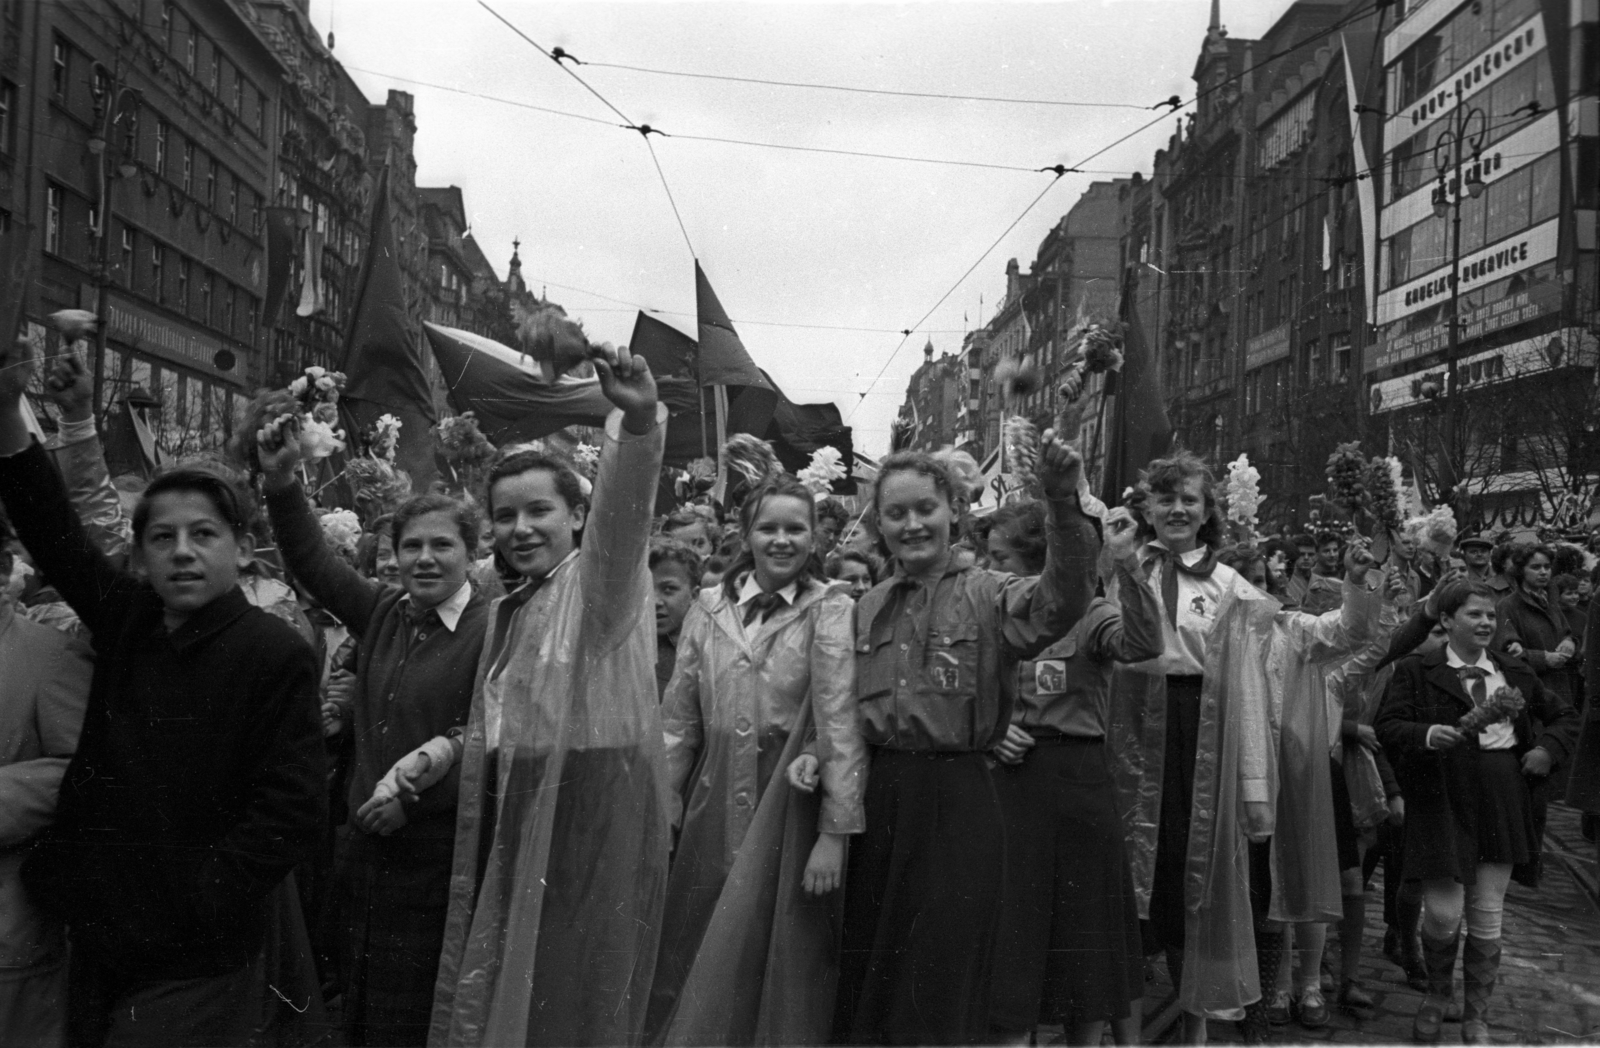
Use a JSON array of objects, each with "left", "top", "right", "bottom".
[
  {"left": 1146, "top": 675, "right": 1202, "bottom": 953},
  {"left": 989, "top": 736, "right": 1143, "bottom": 1032},
  {"left": 333, "top": 829, "right": 454, "bottom": 1047},
  {"left": 832, "top": 748, "right": 1005, "bottom": 1046}
]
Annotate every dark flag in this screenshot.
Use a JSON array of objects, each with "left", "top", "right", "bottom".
[
  {"left": 629, "top": 312, "right": 711, "bottom": 465},
  {"left": 342, "top": 166, "right": 437, "bottom": 486},
  {"left": 423, "top": 322, "right": 613, "bottom": 444},
  {"left": 260, "top": 206, "right": 299, "bottom": 329},
  {"left": 695, "top": 261, "right": 774, "bottom": 390},
  {"left": 1098, "top": 277, "right": 1173, "bottom": 505}
]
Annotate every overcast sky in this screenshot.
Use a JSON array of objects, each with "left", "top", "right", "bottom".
[{"left": 310, "top": 0, "right": 1299, "bottom": 456}]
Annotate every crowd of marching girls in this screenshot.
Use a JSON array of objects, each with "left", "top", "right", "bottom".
[{"left": 0, "top": 316, "right": 1598, "bottom": 1048}]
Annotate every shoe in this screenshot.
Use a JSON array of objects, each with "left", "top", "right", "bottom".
[
  {"left": 1339, "top": 979, "right": 1376, "bottom": 1013},
  {"left": 1461, "top": 1018, "right": 1491, "bottom": 1044},
  {"left": 1297, "top": 987, "right": 1330, "bottom": 1030},
  {"left": 1265, "top": 989, "right": 1292, "bottom": 1025},
  {"left": 1240, "top": 1009, "right": 1271, "bottom": 1045},
  {"left": 1413, "top": 998, "right": 1446, "bottom": 1044},
  {"left": 1404, "top": 955, "right": 1430, "bottom": 992},
  {"left": 1385, "top": 927, "right": 1405, "bottom": 967}
]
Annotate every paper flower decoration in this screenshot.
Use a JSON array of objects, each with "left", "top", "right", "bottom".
[
  {"left": 1223, "top": 453, "right": 1262, "bottom": 538},
  {"left": 297, "top": 415, "right": 346, "bottom": 462},
  {"left": 1002, "top": 416, "right": 1039, "bottom": 502},
  {"left": 1078, "top": 321, "right": 1127, "bottom": 373},
  {"left": 1459, "top": 685, "right": 1526, "bottom": 733},
  {"left": 1414, "top": 504, "right": 1458, "bottom": 558},
  {"left": 1365, "top": 456, "right": 1402, "bottom": 533},
  {"left": 47, "top": 309, "right": 98, "bottom": 340},
  {"left": 1325, "top": 442, "right": 1367, "bottom": 514},
  {"left": 798, "top": 445, "right": 847, "bottom": 497},
  {"left": 318, "top": 509, "right": 362, "bottom": 558}
]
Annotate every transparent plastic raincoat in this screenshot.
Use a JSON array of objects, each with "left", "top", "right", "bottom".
[
  {"left": 1106, "top": 573, "right": 1377, "bottom": 1018},
  {"left": 429, "top": 406, "right": 670, "bottom": 1047},
  {"left": 648, "top": 580, "right": 864, "bottom": 1041}
]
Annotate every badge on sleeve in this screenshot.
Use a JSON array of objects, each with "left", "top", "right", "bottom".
[{"left": 1035, "top": 660, "right": 1067, "bottom": 694}]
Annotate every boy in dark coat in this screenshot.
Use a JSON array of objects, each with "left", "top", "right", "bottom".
[{"left": 0, "top": 339, "right": 325, "bottom": 1047}]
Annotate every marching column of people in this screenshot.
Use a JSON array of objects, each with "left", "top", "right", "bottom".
[{"left": 0, "top": 320, "right": 1591, "bottom": 1048}]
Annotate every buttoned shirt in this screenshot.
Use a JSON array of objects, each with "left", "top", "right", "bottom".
[
  {"left": 1137, "top": 542, "right": 1235, "bottom": 677},
  {"left": 1440, "top": 646, "right": 1515, "bottom": 750}
]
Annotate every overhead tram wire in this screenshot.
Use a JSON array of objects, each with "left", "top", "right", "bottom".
[
  {"left": 564, "top": 56, "right": 1154, "bottom": 111},
  {"left": 843, "top": 0, "right": 1391, "bottom": 419},
  {"left": 844, "top": 171, "right": 1070, "bottom": 422}
]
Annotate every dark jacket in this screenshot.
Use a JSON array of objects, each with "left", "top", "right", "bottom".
[
  {"left": 265, "top": 481, "right": 487, "bottom": 840},
  {"left": 1494, "top": 586, "right": 1576, "bottom": 704},
  {"left": 1375, "top": 645, "right": 1577, "bottom": 886},
  {"left": 0, "top": 442, "right": 325, "bottom": 979},
  {"left": 1565, "top": 604, "right": 1600, "bottom": 811}
]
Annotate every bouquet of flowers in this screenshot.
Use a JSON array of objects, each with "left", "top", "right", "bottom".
[
  {"left": 1326, "top": 442, "right": 1367, "bottom": 515},
  {"left": 994, "top": 357, "right": 1042, "bottom": 399},
  {"left": 347, "top": 455, "right": 413, "bottom": 525},
  {"left": 797, "top": 445, "right": 847, "bottom": 498},
  {"left": 437, "top": 412, "right": 497, "bottom": 495},
  {"left": 1077, "top": 320, "right": 1127, "bottom": 373},
  {"left": 1366, "top": 456, "right": 1404, "bottom": 534},
  {"left": 1411, "top": 504, "right": 1459, "bottom": 558},
  {"left": 571, "top": 442, "right": 601, "bottom": 481},
  {"left": 674, "top": 456, "right": 718, "bottom": 503},
  {"left": 1458, "top": 684, "right": 1526, "bottom": 734},
  {"left": 364, "top": 413, "right": 401, "bottom": 464},
  {"left": 513, "top": 303, "right": 592, "bottom": 382},
  {"left": 1223, "top": 453, "right": 1262, "bottom": 543},
  {"left": 284, "top": 366, "right": 348, "bottom": 462}
]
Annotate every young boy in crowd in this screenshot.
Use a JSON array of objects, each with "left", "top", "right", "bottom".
[
  {"left": 0, "top": 338, "right": 325, "bottom": 1047},
  {"left": 651, "top": 540, "right": 702, "bottom": 699}
]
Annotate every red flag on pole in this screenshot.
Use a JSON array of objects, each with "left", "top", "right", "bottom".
[
  {"left": 341, "top": 166, "right": 437, "bottom": 486},
  {"left": 1098, "top": 276, "right": 1173, "bottom": 505}
]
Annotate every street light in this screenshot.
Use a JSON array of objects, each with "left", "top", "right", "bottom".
[
  {"left": 1428, "top": 101, "right": 1488, "bottom": 508},
  {"left": 87, "top": 60, "right": 142, "bottom": 421}
]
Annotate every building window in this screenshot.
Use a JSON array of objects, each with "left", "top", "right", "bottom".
[
  {"left": 185, "top": 28, "right": 196, "bottom": 74},
  {"left": 199, "top": 271, "right": 212, "bottom": 323},
  {"left": 254, "top": 87, "right": 265, "bottom": 136},
  {"left": 120, "top": 227, "right": 135, "bottom": 285},
  {"left": 204, "top": 157, "right": 216, "bottom": 208},
  {"left": 51, "top": 39, "right": 68, "bottom": 99},
  {"left": 150, "top": 243, "right": 164, "bottom": 302},
  {"left": 181, "top": 141, "right": 193, "bottom": 193},
  {"left": 177, "top": 258, "right": 189, "bottom": 310},
  {"left": 155, "top": 120, "right": 167, "bottom": 175},
  {"left": 231, "top": 72, "right": 242, "bottom": 114},
  {"left": 227, "top": 177, "right": 237, "bottom": 225},
  {"left": 0, "top": 81, "right": 13, "bottom": 154},
  {"left": 210, "top": 53, "right": 221, "bottom": 97},
  {"left": 44, "top": 185, "right": 62, "bottom": 253},
  {"left": 221, "top": 284, "right": 235, "bottom": 335},
  {"left": 161, "top": 2, "right": 172, "bottom": 51},
  {"left": 1331, "top": 334, "right": 1351, "bottom": 383}
]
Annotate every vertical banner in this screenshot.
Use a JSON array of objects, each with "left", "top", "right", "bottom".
[{"left": 1343, "top": 35, "right": 1381, "bottom": 327}]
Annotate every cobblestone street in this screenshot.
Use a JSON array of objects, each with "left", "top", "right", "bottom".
[{"left": 1139, "top": 803, "right": 1600, "bottom": 1045}]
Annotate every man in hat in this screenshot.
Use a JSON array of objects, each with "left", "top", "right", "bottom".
[{"left": 1458, "top": 534, "right": 1495, "bottom": 584}]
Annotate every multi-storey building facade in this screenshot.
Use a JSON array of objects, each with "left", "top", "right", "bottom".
[
  {"left": 7, "top": 0, "right": 285, "bottom": 457},
  {"left": 893, "top": 340, "right": 964, "bottom": 453},
  {"left": 1365, "top": 0, "right": 1599, "bottom": 525}
]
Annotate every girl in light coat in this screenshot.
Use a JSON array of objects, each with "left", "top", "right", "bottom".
[{"left": 648, "top": 473, "right": 865, "bottom": 1045}]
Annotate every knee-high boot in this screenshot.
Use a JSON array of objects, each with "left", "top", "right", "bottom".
[
  {"left": 1412, "top": 928, "right": 1459, "bottom": 1044},
  {"left": 1460, "top": 935, "right": 1501, "bottom": 1044},
  {"left": 1241, "top": 927, "right": 1283, "bottom": 1042}
]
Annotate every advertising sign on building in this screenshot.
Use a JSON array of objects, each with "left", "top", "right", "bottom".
[
  {"left": 1375, "top": 217, "right": 1559, "bottom": 327},
  {"left": 83, "top": 287, "right": 248, "bottom": 388},
  {"left": 1245, "top": 323, "right": 1292, "bottom": 370},
  {"left": 1366, "top": 280, "right": 1563, "bottom": 373}
]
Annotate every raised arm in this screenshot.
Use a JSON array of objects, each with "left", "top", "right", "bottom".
[
  {"left": 0, "top": 340, "right": 135, "bottom": 637},
  {"left": 1099, "top": 542, "right": 1164, "bottom": 664},
  {"left": 257, "top": 415, "right": 383, "bottom": 635},
  {"left": 579, "top": 345, "right": 666, "bottom": 644},
  {"left": 998, "top": 434, "right": 1100, "bottom": 658},
  {"left": 41, "top": 349, "right": 130, "bottom": 562}
]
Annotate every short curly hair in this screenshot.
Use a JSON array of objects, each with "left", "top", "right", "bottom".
[
  {"left": 988, "top": 500, "right": 1049, "bottom": 575},
  {"left": 649, "top": 538, "right": 703, "bottom": 584},
  {"left": 1505, "top": 541, "right": 1555, "bottom": 580},
  {"left": 133, "top": 459, "right": 255, "bottom": 544},
  {"left": 1128, "top": 449, "right": 1223, "bottom": 548}
]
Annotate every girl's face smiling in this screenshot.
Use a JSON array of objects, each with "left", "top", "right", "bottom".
[
  {"left": 748, "top": 494, "right": 814, "bottom": 592},
  {"left": 490, "top": 468, "right": 587, "bottom": 580},
  {"left": 1144, "top": 476, "right": 1207, "bottom": 554},
  {"left": 877, "top": 471, "right": 955, "bottom": 577},
  {"left": 834, "top": 559, "right": 873, "bottom": 600}
]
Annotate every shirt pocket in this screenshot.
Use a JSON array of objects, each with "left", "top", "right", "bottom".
[
  {"left": 925, "top": 622, "right": 981, "bottom": 695},
  {"left": 856, "top": 627, "right": 897, "bottom": 702}
]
